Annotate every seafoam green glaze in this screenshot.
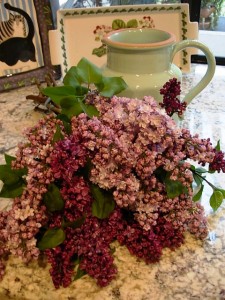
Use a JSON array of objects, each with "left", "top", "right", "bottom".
[{"left": 102, "top": 28, "right": 216, "bottom": 104}]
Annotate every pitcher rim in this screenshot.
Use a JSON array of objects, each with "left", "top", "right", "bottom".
[{"left": 102, "top": 28, "right": 176, "bottom": 50}]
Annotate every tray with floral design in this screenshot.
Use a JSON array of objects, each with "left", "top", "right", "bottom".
[{"left": 49, "top": 3, "right": 199, "bottom": 77}]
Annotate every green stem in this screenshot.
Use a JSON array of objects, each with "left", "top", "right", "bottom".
[{"left": 192, "top": 170, "right": 216, "bottom": 190}]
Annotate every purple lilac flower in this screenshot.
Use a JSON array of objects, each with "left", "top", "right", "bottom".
[
  {"left": 0, "top": 91, "right": 221, "bottom": 288},
  {"left": 209, "top": 149, "right": 225, "bottom": 173},
  {"left": 159, "top": 78, "right": 187, "bottom": 117}
]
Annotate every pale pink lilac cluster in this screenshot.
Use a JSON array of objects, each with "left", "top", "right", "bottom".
[
  {"left": 1, "top": 115, "right": 63, "bottom": 265},
  {"left": 0, "top": 93, "right": 222, "bottom": 288},
  {"left": 79, "top": 95, "right": 214, "bottom": 233}
]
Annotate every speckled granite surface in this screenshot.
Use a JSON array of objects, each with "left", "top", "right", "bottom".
[{"left": 0, "top": 65, "right": 225, "bottom": 300}]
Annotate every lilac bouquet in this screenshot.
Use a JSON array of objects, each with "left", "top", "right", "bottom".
[{"left": 0, "top": 58, "right": 225, "bottom": 289}]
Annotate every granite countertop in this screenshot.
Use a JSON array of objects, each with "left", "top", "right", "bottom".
[{"left": 0, "top": 64, "right": 225, "bottom": 300}]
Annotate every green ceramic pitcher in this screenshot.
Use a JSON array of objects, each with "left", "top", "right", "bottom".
[{"left": 102, "top": 28, "right": 216, "bottom": 104}]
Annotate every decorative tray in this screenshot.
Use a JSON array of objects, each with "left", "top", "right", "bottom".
[{"left": 49, "top": 3, "right": 198, "bottom": 77}]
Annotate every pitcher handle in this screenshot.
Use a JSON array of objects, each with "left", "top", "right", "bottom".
[{"left": 171, "top": 40, "right": 216, "bottom": 105}]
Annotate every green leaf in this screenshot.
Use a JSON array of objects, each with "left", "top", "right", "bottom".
[
  {"left": 42, "top": 86, "right": 76, "bottom": 105},
  {"left": 76, "top": 58, "right": 102, "bottom": 84},
  {"left": 79, "top": 101, "right": 99, "bottom": 118},
  {"left": 98, "top": 76, "right": 128, "bottom": 97},
  {"left": 190, "top": 165, "right": 195, "bottom": 171},
  {"left": 195, "top": 167, "right": 207, "bottom": 174},
  {"left": 0, "top": 164, "right": 27, "bottom": 183},
  {"left": 91, "top": 184, "right": 115, "bottom": 219},
  {"left": 193, "top": 173, "right": 204, "bottom": 187},
  {"left": 4, "top": 154, "right": 16, "bottom": 165},
  {"left": 37, "top": 228, "right": 65, "bottom": 250},
  {"left": 0, "top": 163, "right": 27, "bottom": 198},
  {"left": 43, "top": 183, "right": 64, "bottom": 212},
  {"left": 0, "top": 165, "right": 20, "bottom": 185},
  {"left": 216, "top": 188, "right": 225, "bottom": 198},
  {"left": 112, "top": 19, "right": 126, "bottom": 30},
  {"left": 193, "top": 184, "right": 204, "bottom": 202},
  {"left": 57, "top": 114, "right": 71, "bottom": 123},
  {"left": 60, "top": 96, "right": 83, "bottom": 118},
  {"left": 0, "top": 181, "right": 25, "bottom": 198},
  {"left": 210, "top": 190, "right": 223, "bottom": 211},
  {"left": 56, "top": 114, "right": 72, "bottom": 134},
  {"left": 127, "top": 19, "right": 138, "bottom": 28},
  {"left": 62, "top": 216, "right": 85, "bottom": 229},
  {"left": 78, "top": 158, "right": 93, "bottom": 180},
  {"left": 165, "top": 178, "right": 187, "bottom": 198},
  {"left": 63, "top": 66, "right": 81, "bottom": 87},
  {"left": 215, "top": 140, "right": 221, "bottom": 151},
  {"left": 73, "top": 265, "right": 87, "bottom": 281},
  {"left": 73, "top": 85, "right": 89, "bottom": 96},
  {"left": 72, "top": 258, "right": 87, "bottom": 281},
  {"left": 52, "top": 124, "right": 64, "bottom": 144},
  {"left": 154, "top": 166, "right": 167, "bottom": 183}
]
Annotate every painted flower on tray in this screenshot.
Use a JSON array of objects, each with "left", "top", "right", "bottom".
[
  {"left": 92, "top": 16, "right": 155, "bottom": 58},
  {"left": 0, "top": 58, "right": 225, "bottom": 289}
]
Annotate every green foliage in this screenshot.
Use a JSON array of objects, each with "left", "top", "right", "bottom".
[
  {"left": 72, "top": 257, "right": 87, "bottom": 281},
  {"left": 193, "top": 184, "right": 204, "bottom": 202},
  {"left": 37, "top": 228, "right": 66, "bottom": 250},
  {"left": 62, "top": 216, "right": 85, "bottom": 229},
  {"left": 91, "top": 184, "right": 115, "bottom": 219},
  {"left": 42, "top": 58, "right": 127, "bottom": 121},
  {"left": 156, "top": 161, "right": 225, "bottom": 211},
  {"left": 191, "top": 164, "right": 225, "bottom": 211},
  {"left": 60, "top": 96, "right": 84, "bottom": 118},
  {"left": 210, "top": 190, "right": 224, "bottom": 211},
  {"left": 0, "top": 154, "right": 27, "bottom": 198},
  {"left": 73, "top": 265, "right": 87, "bottom": 281},
  {"left": 165, "top": 177, "right": 187, "bottom": 198},
  {"left": 76, "top": 58, "right": 102, "bottom": 85},
  {"left": 52, "top": 124, "right": 64, "bottom": 144},
  {"left": 43, "top": 183, "right": 64, "bottom": 212},
  {"left": 97, "top": 77, "right": 128, "bottom": 98},
  {"left": 43, "top": 86, "right": 76, "bottom": 105},
  {"left": 215, "top": 140, "right": 221, "bottom": 151},
  {"left": 37, "top": 217, "right": 85, "bottom": 251}
]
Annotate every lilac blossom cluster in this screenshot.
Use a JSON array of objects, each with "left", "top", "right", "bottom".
[
  {"left": 159, "top": 78, "right": 187, "bottom": 117},
  {"left": 80, "top": 94, "right": 213, "bottom": 234},
  {"left": 0, "top": 93, "right": 223, "bottom": 288},
  {"left": 0, "top": 115, "right": 63, "bottom": 269}
]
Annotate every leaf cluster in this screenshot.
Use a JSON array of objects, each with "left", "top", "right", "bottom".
[
  {"left": 190, "top": 141, "right": 225, "bottom": 211},
  {"left": 42, "top": 57, "right": 127, "bottom": 120},
  {"left": 0, "top": 154, "right": 27, "bottom": 198},
  {"left": 35, "top": 59, "right": 123, "bottom": 253},
  {"left": 0, "top": 58, "right": 125, "bottom": 259},
  {"left": 191, "top": 165, "right": 225, "bottom": 212}
]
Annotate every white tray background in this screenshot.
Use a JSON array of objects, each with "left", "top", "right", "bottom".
[{"left": 49, "top": 4, "right": 199, "bottom": 77}]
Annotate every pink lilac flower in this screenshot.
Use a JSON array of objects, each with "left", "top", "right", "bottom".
[
  {"left": 1, "top": 115, "right": 62, "bottom": 262},
  {"left": 45, "top": 209, "right": 125, "bottom": 288},
  {"left": 50, "top": 134, "right": 88, "bottom": 182},
  {"left": 0, "top": 91, "right": 222, "bottom": 288},
  {"left": 74, "top": 95, "right": 212, "bottom": 236}
]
